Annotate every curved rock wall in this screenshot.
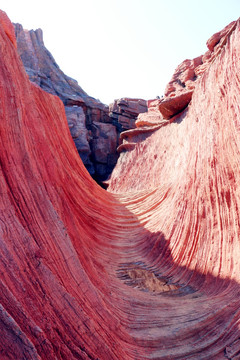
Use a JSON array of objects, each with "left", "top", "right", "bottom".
[
  {"left": 14, "top": 23, "right": 147, "bottom": 182},
  {"left": 0, "top": 10, "right": 240, "bottom": 360}
]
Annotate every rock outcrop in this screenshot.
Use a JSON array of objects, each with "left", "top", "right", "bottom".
[
  {"left": 109, "top": 97, "right": 147, "bottom": 131},
  {"left": 14, "top": 23, "right": 112, "bottom": 179},
  {"left": 135, "top": 20, "right": 238, "bottom": 125},
  {"left": 1, "top": 9, "right": 240, "bottom": 360},
  {"left": 14, "top": 24, "right": 147, "bottom": 182}
]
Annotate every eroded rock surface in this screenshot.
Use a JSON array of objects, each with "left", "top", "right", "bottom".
[
  {"left": 14, "top": 24, "right": 147, "bottom": 182},
  {"left": 108, "top": 18, "right": 240, "bottom": 358},
  {"left": 14, "top": 23, "right": 113, "bottom": 180},
  {"left": 109, "top": 97, "right": 147, "bottom": 131},
  {"left": 1, "top": 10, "right": 240, "bottom": 360},
  {"left": 136, "top": 20, "right": 238, "bottom": 124}
]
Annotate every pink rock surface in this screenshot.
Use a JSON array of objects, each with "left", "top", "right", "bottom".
[
  {"left": 1, "top": 9, "right": 240, "bottom": 360},
  {"left": 206, "top": 20, "right": 236, "bottom": 51},
  {"left": 0, "top": 10, "right": 16, "bottom": 47},
  {"left": 149, "top": 21, "right": 239, "bottom": 122},
  {"left": 14, "top": 23, "right": 116, "bottom": 181},
  {"left": 158, "top": 89, "right": 193, "bottom": 119},
  {"left": 14, "top": 25, "right": 148, "bottom": 182},
  {"left": 109, "top": 18, "right": 240, "bottom": 358}
]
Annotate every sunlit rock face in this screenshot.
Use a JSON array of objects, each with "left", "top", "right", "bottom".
[
  {"left": 14, "top": 24, "right": 147, "bottom": 183},
  {"left": 14, "top": 23, "right": 114, "bottom": 180},
  {"left": 1, "top": 9, "right": 240, "bottom": 360}
]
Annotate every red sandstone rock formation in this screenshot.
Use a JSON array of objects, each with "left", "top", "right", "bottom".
[
  {"left": 14, "top": 24, "right": 147, "bottom": 182},
  {"left": 139, "top": 20, "right": 238, "bottom": 124},
  {"left": 1, "top": 9, "right": 240, "bottom": 360},
  {"left": 109, "top": 18, "right": 240, "bottom": 359},
  {"left": 14, "top": 23, "right": 114, "bottom": 180}
]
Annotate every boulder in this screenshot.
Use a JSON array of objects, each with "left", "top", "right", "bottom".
[
  {"left": 164, "top": 56, "right": 202, "bottom": 97},
  {"left": 158, "top": 90, "right": 193, "bottom": 119}
]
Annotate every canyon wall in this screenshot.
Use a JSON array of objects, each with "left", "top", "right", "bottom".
[
  {"left": 14, "top": 23, "right": 147, "bottom": 182},
  {"left": 0, "top": 9, "right": 240, "bottom": 360}
]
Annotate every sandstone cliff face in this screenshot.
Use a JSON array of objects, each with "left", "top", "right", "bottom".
[
  {"left": 14, "top": 23, "right": 111, "bottom": 179},
  {"left": 109, "top": 18, "right": 240, "bottom": 358},
  {"left": 111, "top": 20, "right": 239, "bottom": 190},
  {"left": 14, "top": 24, "right": 147, "bottom": 182},
  {"left": 1, "top": 9, "right": 240, "bottom": 360}
]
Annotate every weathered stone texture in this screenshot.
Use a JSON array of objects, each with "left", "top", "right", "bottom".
[
  {"left": 14, "top": 24, "right": 148, "bottom": 182},
  {"left": 109, "top": 97, "right": 147, "bottom": 131},
  {"left": 14, "top": 23, "right": 114, "bottom": 180},
  {"left": 1, "top": 10, "right": 240, "bottom": 360}
]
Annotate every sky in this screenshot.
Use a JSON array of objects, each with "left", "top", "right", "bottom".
[{"left": 1, "top": 0, "right": 240, "bottom": 105}]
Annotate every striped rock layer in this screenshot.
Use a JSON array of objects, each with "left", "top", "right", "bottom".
[{"left": 0, "top": 9, "right": 240, "bottom": 360}]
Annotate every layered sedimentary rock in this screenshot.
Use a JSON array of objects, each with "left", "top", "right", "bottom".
[
  {"left": 109, "top": 18, "right": 240, "bottom": 359},
  {"left": 1, "top": 9, "right": 240, "bottom": 360},
  {"left": 14, "top": 23, "right": 115, "bottom": 179},
  {"left": 109, "top": 98, "right": 147, "bottom": 131},
  {"left": 14, "top": 24, "right": 147, "bottom": 181},
  {"left": 137, "top": 20, "right": 238, "bottom": 124}
]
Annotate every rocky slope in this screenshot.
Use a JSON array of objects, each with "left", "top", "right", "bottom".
[
  {"left": 14, "top": 23, "right": 147, "bottom": 182},
  {"left": 1, "top": 9, "right": 240, "bottom": 360}
]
